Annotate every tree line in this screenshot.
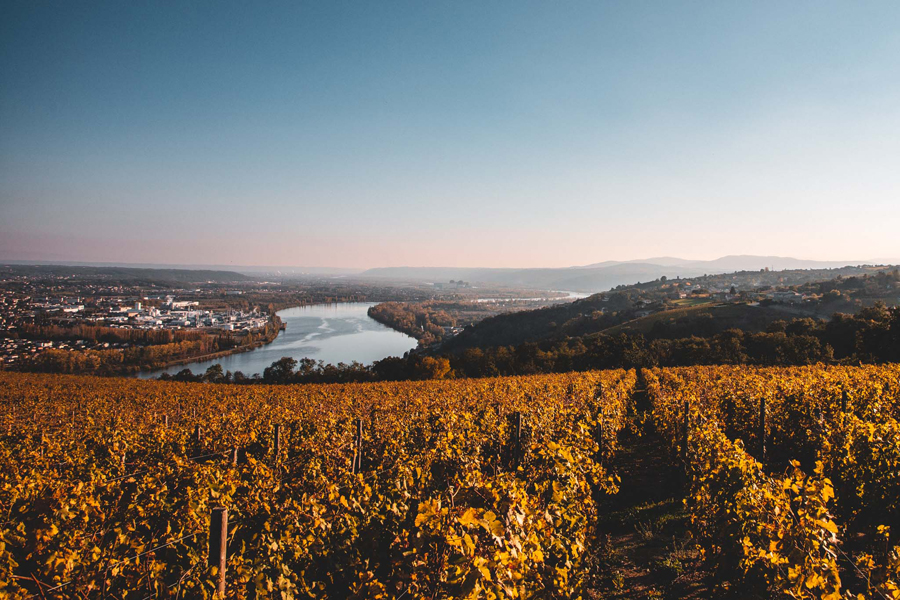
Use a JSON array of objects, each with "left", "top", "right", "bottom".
[
  {"left": 16, "top": 323, "right": 208, "bottom": 345},
  {"left": 18, "top": 317, "right": 282, "bottom": 375},
  {"left": 367, "top": 302, "right": 454, "bottom": 346},
  {"left": 165, "top": 304, "right": 900, "bottom": 385}
]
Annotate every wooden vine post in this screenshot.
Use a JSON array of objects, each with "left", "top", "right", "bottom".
[
  {"left": 274, "top": 423, "right": 282, "bottom": 456},
  {"left": 195, "top": 424, "right": 202, "bottom": 444},
  {"left": 511, "top": 411, "right": 523, "bottom": 469},
  {"left": 681, "top": 398, "right": 689, "bottom": 468},
  {"left": 595, "top": 413, "right": 604, "bottom": 462},
  {"left": 758, "top": 396, "right": 767, "bottom": 465},
  {"left": 352, "top": 418, "right": 363, "bottom": 474},
  {"left": 209, "top": 507, "right": 228, "bottom": 597},
  {"left": 594, "top": 384, "right": 605, "bottom": 459}
]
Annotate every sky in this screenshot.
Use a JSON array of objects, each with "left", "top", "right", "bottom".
[{"left": 1, "top": 1, "right": 899, "bottom": 269}]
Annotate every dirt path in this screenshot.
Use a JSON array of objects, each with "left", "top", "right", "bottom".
[{"left": 586, "top": 388, "right": 710, "bottom": 599}]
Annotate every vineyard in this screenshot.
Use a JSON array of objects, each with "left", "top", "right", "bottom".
[
  {"left": 0, "top": 371, "right": 632, "bottom": 599},
  {"left": 0, "top": 365, "right": 898, "bottom": 598},
  {"left": 647, "top": 364, "right": 900, "bottom": 599}
]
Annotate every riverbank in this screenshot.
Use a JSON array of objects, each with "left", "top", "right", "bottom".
[
  {"left": 366, "top": 292, "right": 591, "bottom": 348},
  {"left": 11, "top": 313, "right": 284, "bottom": 378},
  {"left": 366, "top": 303, "right": 429, "bottom": 342},
  {"left": 137, "top": 314, "right": 283, "bottom": 374},
  {"left": 136, "top": 303, "right": 419, "bottom": 379}
]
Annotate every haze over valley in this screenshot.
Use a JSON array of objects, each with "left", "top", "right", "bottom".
[{"left": 357, "top": 254, "right": 896, "bottom": 292}]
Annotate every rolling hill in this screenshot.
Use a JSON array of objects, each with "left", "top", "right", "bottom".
[
  {"left": 360, "top": 255, "right": 877, "bottom": 293},
  {"left": 0, "top": 264, "right": 253, "bottom": 284}
]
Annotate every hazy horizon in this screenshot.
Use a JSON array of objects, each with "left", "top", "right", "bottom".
[
  {"left": 3, "top": 1, "right": 900, "bottom": 267},
  {"left": 2, "top": 254, "right": 899, "bottom": 274}
]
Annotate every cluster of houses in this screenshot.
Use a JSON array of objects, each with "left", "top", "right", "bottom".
[
  {"left": 0, "top": 337, "right": 129, "bottom": 367},
  {"left": 0, "top": 289, "right": 271, "bottom": 367},
  {"left": 665, "top": 281, "right": 807, "bottom": 304},
  {"left": 23, "top": 294, "right": 268, "bottom": 332},
  {"left": 433, "top": 280, "right": 471, "bottom": 290}
]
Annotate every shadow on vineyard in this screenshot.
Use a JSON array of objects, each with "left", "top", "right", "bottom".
[
  {"left": 585, "top": 381, "right": 712, "bottom": 600},
  {"left": 588, "top": 441, "right": 691, "bottom": 598}
]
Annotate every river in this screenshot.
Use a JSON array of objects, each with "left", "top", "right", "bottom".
[
  {"left": 474, "top": 290, "right": 592, "bottom": 303},
  {"left": 137, "top": 303, "right": 418, "bottom": 379}
]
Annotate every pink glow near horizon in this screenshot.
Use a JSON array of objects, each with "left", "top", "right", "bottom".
[
  {"left": 2, "top": 3, "right": 900, "bottom": 269},
  {"left": 1, "top": 227, "right": 896, "bottom": 270}
]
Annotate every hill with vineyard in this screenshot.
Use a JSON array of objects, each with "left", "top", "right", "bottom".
[{"left": 1, "top": 366, "right": 899, "bottom": 598}]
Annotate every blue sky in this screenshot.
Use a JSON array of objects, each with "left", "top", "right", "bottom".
[{"left": 1, "top": 1, "right": 899, "bottom": 267}]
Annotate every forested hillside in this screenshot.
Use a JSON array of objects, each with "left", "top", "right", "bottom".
[{"left": 444, "top": 267, "right": 900, "bottom": 354}]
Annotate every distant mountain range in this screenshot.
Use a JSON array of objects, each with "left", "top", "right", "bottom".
[
  {"left": 0, "top": 260, "right": 363, "bottom": 277},
  {"left": 0, "top": 263, "right": 252, "bottom": 284},
  {"left": 577, "top": 255, "right": 866, "bottom": 271},
  {"left": 4, "top": 256, "right": 896, "bottom": 292},
  {"left": 359, "top": 255, "right": 897, "bottom": 293}
]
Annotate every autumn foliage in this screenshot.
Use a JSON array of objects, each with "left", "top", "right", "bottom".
[
  {"left": 0, "top": 370, "right": 633, "bottom": 598},
  {"left": 2, "top": 364, "right": 899, "bottom": 598}
]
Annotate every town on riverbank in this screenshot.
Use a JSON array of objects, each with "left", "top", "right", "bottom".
[{"left": 0, "top": 264, "right": 574, "bottom": 375}]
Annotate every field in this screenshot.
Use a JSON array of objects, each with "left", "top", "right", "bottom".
[
  {"left": 649, "top": 364, "right": 900, "bottom": 598},
  {"left": 0, "top": 371, "right": 633, "bottom": 599},
  {"left": 669, "top": 299, "right": 714, "bottom": 308},
  {"left": 1, "top": 366, "right": 899, "bottom": 598},
  {"left": 599, "top": 302, "right": 792, "bottom": 338}
]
